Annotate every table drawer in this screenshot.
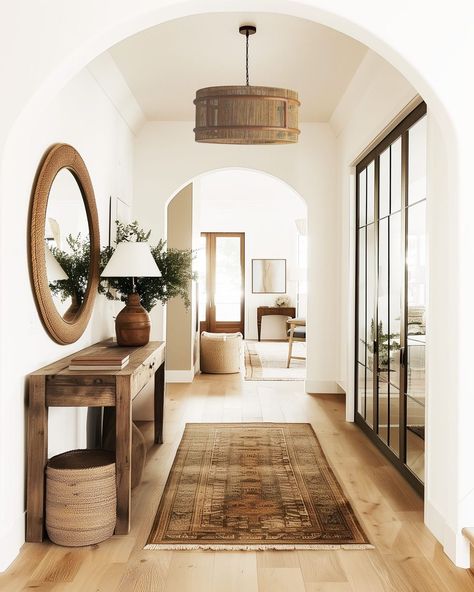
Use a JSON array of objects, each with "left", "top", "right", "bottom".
[{"left": 131, "top": 347, "right": 165, "bottom": 396}]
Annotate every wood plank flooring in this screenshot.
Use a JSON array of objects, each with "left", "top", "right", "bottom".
[{"left": 1, "top": 373, "right": 473, "bottom": 591}]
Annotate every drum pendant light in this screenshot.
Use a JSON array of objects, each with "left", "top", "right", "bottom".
[{"left": 194, "top": 25, "right": 300, "bottom": 144}]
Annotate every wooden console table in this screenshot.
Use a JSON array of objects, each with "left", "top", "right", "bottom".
[
  {"left": 26, "top": 340, "right": 165, "bottom": 542},
  {"left": 257, "top": 306, "right": 296, "bottom": 341}
]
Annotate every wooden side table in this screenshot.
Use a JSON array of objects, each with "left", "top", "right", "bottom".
[
  {"left": 257, "top": 306, "right": 296, "bottom": 341},
  {"left": 26, "top": 340, "right": 165, "bottom": 542}
]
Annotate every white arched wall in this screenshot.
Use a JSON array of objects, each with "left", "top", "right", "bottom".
[
  {"left": 0, "top": 0, "right": 473, "bottom": 569},
  {"left": 134, "top": 122, "right": 336, "bottom": 395},
  {"left": 162, "top": 168, "right": 307, "bottom": 376}
]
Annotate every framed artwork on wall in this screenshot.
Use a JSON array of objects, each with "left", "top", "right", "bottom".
[
  {"left": 108, "top": 196, "right": 131, "bottom": 247},
  {"left": 252, "top": 259, "right": 287, "bottom": 294}
]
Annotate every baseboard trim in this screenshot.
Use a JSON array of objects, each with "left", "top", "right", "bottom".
[
  {"left": 166, "top": 369, "right": 195, "bottom": 383},
  {"left": 305, "top": 380, "right": 345, "bottom": 394},
  {"left": 0, "top": 511, "right": 25, "bottom": 572},
  {"left": 425, "top": 500, "right": 470, "bottom": 567}
]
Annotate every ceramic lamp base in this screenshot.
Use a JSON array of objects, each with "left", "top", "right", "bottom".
[{"left": 115, "top": 292, "right": 150, "bottom": 347}]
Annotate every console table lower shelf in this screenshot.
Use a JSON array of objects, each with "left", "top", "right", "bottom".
[{"left": 26, "top": 339, "right": 166, "bottom": 542}]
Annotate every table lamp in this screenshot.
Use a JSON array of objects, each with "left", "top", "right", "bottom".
[
  {"left": 45, "top": 246, "right": 69, "bottom": 281},
  {"left": 101, "top": 242, "right": 161, "bottom": 346}
]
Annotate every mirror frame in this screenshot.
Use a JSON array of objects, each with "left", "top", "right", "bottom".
[{"left": 29, "top": 143, "right": 100, "bottom": 344}]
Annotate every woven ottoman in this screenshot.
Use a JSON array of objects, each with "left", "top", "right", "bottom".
[{"left": 200, "top": 331, "right": 242, "bottom": 374}]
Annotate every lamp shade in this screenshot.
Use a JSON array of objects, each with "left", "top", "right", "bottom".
[
  {"left": 45, "top": 246, "right": 69, "bottom": 281},
  {"left": 101, "top": 242, "right": 161, "bottom": 278}
]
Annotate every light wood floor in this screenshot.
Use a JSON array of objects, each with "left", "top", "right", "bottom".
[{"left": 2, "top": 373, "right": 474, "bottom": 592}]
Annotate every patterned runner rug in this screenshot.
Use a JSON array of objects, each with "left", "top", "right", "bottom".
[
  {"left": 146, "top": 423, "right": 372, "bottom": 550},
  {"left": 244, "top": 340, "right": 306, "bottom": 381}
]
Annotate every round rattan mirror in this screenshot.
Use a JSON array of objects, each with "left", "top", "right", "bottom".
[{"left": 29, "top": 144, "right": 100, "bottom": 344}]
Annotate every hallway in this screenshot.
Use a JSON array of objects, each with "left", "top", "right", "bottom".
[{"left": 2, "top": 375, "right": 473, "bottom": 591}]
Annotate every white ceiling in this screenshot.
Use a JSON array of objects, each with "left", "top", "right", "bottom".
[{"left": 109, "top": 13, "right": 367, "bottom": 123}]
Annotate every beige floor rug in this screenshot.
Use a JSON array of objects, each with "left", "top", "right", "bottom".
[
  {"left": 145, "top": 423, "right": 372, "bottom": 550},
  {"left": 244, "top": 340, "right": 306, "bottom": 381}
]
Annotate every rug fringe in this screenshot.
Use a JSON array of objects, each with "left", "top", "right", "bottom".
[{"left": 144, "top": 543, "right": 374, "bottom": 551}]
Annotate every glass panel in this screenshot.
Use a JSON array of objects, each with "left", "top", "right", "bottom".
[
  {"left": 214, "top": 237, "right": 242, "bottom": 322},
  {"left": 358, "top": 169, "right": 366, "bottom": 227},
  {"left": 365, "top": 222, "right": 375, "bottom": 429},
  {"left": 389, "top": 386, "right": 400, "bottom": 456},
  {"left": 406, "top": 396, "right": 425, "bottom": 481},
  {"left": 390, "top": 138, "right": 402, "bottom": 213},
  {"left": 379, "top": 148, "right": 390, "bottom": 219},
  {"left": 408, "top": 116, "right": 427, "bottom": 205},
  {"left": 197, "top": 235, "right": 207, "bottom": 322},
  {"left": 357, "top": 363, "right": 366, "bottom": 417},
  {"left": 378, "top": 379, "right": 389, "bottom": 444},
  {"left": 366, "top": 368, "right": 374, "bottom": 428},
  {"left": 389, "top": 213, "right": 402, "bottom": 389},
  {"left": 406, "top": 201, "right": 426, "bottom": 404},
  {"left": 377, "top": 217, "right": 389, "bottom": 443},
  {"left": 367, "top": 161, "right": 375, "bottom": 224},
  {"left": 366, "top": 223, "right": 376, "bottom": 374},
  {"left": 377, "top": 218, "right": 389, "bottom": 380},
  {"left": 358, "top": 228, "right": 366, "bottom": 364}
]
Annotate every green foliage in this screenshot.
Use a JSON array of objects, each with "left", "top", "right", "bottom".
[
  {"left": 48, "top": 234, "right": 90, "bottom": 303},
  {"left": 99, "top": 221, "right": 196, "bottom": 312},
  {"left": 367, "top": 318, "right": 400, "bottom": 369}
]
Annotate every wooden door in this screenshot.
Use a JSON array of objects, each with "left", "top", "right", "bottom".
[{"left": 199, "top": 232, "right": 245, "bottom": 336}]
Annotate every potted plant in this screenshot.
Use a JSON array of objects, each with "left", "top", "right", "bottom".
[{"left": 99, "top": 220, "right": 196, "bottom": 313}]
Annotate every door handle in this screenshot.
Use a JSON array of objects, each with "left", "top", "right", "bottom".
[{"left": 399, "top": 347, "right": 406, "bottom": 367}]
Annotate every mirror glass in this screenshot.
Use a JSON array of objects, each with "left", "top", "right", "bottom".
[
  {"left": 252, "top": 259, "right": 286, "bottom": 293},
  {"left": 45, "top": 168, "right": 90, "bottom": 321}
]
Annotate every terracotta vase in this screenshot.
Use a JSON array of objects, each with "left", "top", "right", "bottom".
[{"left": 115, "top": 293, "right": 150, "bottom": 346}]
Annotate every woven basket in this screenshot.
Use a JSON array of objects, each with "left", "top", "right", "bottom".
[
  {"left": 200, "top": 332, "right": 242, "bottom": 374},
  {"left": 46, "top": 449, "right": 116, "bottom": 547}
]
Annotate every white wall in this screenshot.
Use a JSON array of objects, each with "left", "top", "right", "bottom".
[
  {"left": 332, "top": 50, "right": 418, "bottom": 400},
  {"left": 194, "top": 169, "right": 307, "bottom": 340},
  {"left": 133, "top": 121, "right": 338, "bottom": 394},
  {"left": 0, "top": 68, "right": 134, "bottom": 569},
  {"left": 1, "top": 0, "right": 474, "bottom": 569},
  {"left": 331, "top": 48, "right": 473, "bottom": 566}
]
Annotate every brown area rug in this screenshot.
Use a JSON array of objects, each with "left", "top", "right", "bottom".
[
  {"left": 244, "top": 340, "right": 306, "bottom": 381},
  {"left": 145, "top": 423, "right": 372, "bottom": 550}
]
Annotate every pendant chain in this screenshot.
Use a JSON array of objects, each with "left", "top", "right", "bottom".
[{"left": 246, "top": 31, "right": 250, "bottom": 86}]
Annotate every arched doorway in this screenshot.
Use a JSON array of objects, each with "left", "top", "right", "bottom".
[{"left": 163, "top": 168, "right": 307, "bottom": 383}]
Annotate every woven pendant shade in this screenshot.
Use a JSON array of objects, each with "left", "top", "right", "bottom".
[
  {"left": 193, "top": 25, "right": 300, "bottom": 145},
  {"left": 194, "top": 85, "right": 300, "bottom": 144}
]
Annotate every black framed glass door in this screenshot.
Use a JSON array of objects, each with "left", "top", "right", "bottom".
[{"left": 355, "top": 102, "right": 427, "bottom": 493}]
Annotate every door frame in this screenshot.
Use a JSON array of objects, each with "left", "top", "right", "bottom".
[
  {"left": 354, "top": 102, "right": 426, "bottom": 496},
  {"left": 200, "top": 232, "right": 245, "bottom": 336}
]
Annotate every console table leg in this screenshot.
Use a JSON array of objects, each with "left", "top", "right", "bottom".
[
  {"left": 154, "top": 362, "right": 165, "bottom": 444},
  {"left": 26, "top": 375, "right": 48, "bottom": 542},
  {"left": 115, "top": 375, "right": 132, "bottom": 534}
]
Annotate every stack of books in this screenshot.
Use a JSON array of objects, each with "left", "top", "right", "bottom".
[{"left": 69, "top": 348, "right": 132, "bottom": 371}]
